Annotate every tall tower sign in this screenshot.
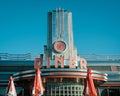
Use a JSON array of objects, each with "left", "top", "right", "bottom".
[
  {"left": 47, "top": 8, "right": 74, "bottom": 59},
  {"left": 42, "top": 8, "right": 86, "bottom": 68}
]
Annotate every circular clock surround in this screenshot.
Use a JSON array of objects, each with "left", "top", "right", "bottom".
[{"left": 53, "top": 41, "right": 66, "bottom": 53}]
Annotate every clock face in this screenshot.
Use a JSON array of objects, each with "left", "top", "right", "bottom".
[{"left": 54, "top": 41, "right": 66, "bottom": 53}]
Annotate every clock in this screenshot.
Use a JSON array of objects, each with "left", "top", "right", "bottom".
[{"left": 54, "top": 41, "right": 66, "bottom": 53}]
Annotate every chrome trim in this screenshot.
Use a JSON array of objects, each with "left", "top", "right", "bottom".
[{"left": 13, "top": 68, "right": 108, "bottom": 82}]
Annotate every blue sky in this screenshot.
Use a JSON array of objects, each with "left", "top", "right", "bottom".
[{"left": 0, "top": 0, "right": 120, "bottom": 55}]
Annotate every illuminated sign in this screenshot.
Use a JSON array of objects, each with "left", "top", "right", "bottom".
[{"left": 34, "top": 56, "right": 87, "bottom": 69}]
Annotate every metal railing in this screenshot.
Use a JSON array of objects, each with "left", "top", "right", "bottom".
[
  {"left": 0, "top": 53, "right": 120, "bottom": 61},
  {"left": 0, "top": 53, "right": 32, "bottom": 60},
  {"left": 80, "top": 54, "right": 120, "bottom": 61}
]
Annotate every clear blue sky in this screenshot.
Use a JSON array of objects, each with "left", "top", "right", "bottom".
[{"left": 0, "top": 0, "right": 120, "bottom": 55}]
